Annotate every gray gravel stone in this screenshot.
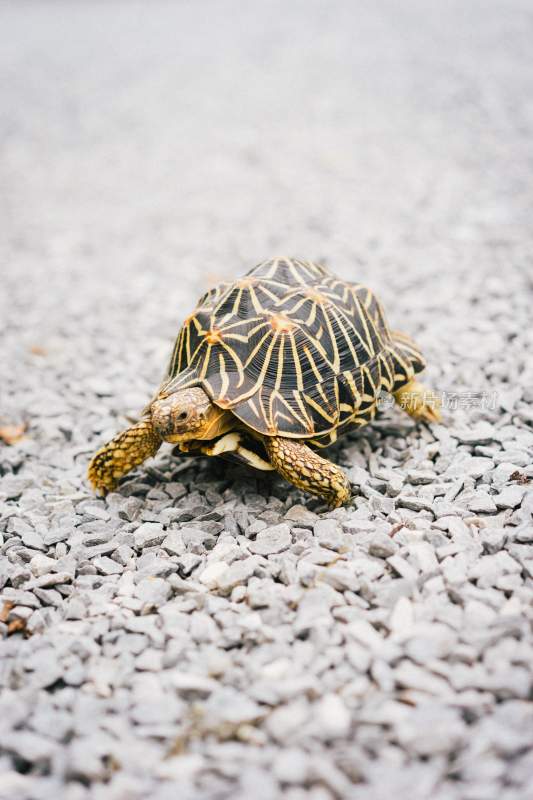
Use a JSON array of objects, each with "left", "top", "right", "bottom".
[
  {"left": 181, "top": 527, "right": 216, "bottom": 553},
  {"left": 368, "top": 531, "right": 398, "bottom": 558},
  {"left": 467, "top": 492, "right": 498, "bottom": 514},
  {"left": 495, "top": 485, "right": 526, "bottom": 509},
  {"left": 314, "top": 693, "right": 351, "bottom": 739},
  {"left": 313, "top": 518, "right": 345, "bottom": 551},
  {"left": 388, "top": 555, "right": 419, "bottom": 581},
  {"left": 272, "top": 747, "right": 310, "bottom": 784},
  {"left": 216, "top": 556, "right": 259, "bottom": 592},
  {"left": 285, "top": 505, "right": 318, "bottom": 527},
  {"left": 394, "top": 705, "right": 467, "bottom": 756},
  {"left": 134, "top": 523, "right": 166, "bottom": 550},
  {"left": 93, "top": 556, "right": 123, "bottom": 575},
  {"left": 198, "top": 561, "right": 230, "bottom": 588},
  {"left": 28, "top": 571, "right": 73, "bottom": 589},
  {"left": 29, "top": 554, "right": 57, "bottom": 577},
  {"left": 161, "top": 530, "right": 185, "bottom": 556},
  {"left": 0, "top": 731, "right": 59, "bottom": 762},
  {"left": 406, "top": 470, "right": 436, "bottom": 485},
  {"left": 248, "top": 524, "right": 291, "bottom": 555},
  {"left": 135, "top": 577, "right": 172, "bottom": 608},
  {"left": 397, "top": 496, "right": 434, "bottom": 513}
]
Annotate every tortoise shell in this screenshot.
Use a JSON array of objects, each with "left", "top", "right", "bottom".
[{"left": 161, "top": 258, "right": 424, "bottom": 446}]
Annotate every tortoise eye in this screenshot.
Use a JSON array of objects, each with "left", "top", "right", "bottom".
[{"left": 177, "top": 411, "right": 189, "bottom": 422}]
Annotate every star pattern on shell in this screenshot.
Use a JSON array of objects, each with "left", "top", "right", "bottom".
[{"left": 161, "top": 258, "right": 425, "bottom": 445}]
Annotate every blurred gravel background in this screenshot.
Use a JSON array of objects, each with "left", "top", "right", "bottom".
[{"left": 1, "top": 1, "right": 533, "bottom": 799}]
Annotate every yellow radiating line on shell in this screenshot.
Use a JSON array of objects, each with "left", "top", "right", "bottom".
[
  {"left": 316, "top": 383, "right": 330, "bottom": 407},
  {"left": 232, "top": 287, "right": 243, "bottom": 316},
  {"left": 301, "top": 323, "right": 332, "bottom": 366},
  {"left": 333, "top": 377, "right": 339, "bottom": 410},
  {"left": 243, "top": 329, "right": 272, "bottom": 370},
  {"left": 218, "top": 352, "right": 229, "bottom": 398},
  {"left": 257, "top": 284, "right": 279, "bottom": 304},
  {"left": 361, "top": 287, "right": 372, "bottom": 309},
  {"left": 219, "top": 342, "right": 245, "bottom": 387},
  {"left": 337, "top": 302, "right": 373, "bottom": 359},
  {"left": 199, "top": 344, "right": 212, "bottom": 379},
  {"left": 245, "top": 320, "right": 270, "bottom": 339},
  {"left": 267, "top": 389, "right": 277, "bottom": 429},
  {"left": 247, "top": 397, "right": 261, "bottom": 418},
  {"left": 186, "top": 319, "right": 193, "bottom": 364},
  {"left": 290, "top": 335, "right": 304, "bottom": 391},
  {"left": 190, "top": 314, "right": 203, "bottom": 333},
  {"left": 320, "top": 305, "right": 340, "bottom": 373},
  {"left": 256, "top": 277, "right": 289, "bottom": 292},
  {"left": 305, "top": 300, "right": 318, "bottom": 327},
  {"left": 303, "top": 345, "right": 323, "bottom": 383},
  {"left": 223, "top": 333, "right": 249, "bottom": 343},
  {"left": 343, "top": 370, "right": 361, "bottom": 405},
  {"left": 304, "top": 393, "right": 336, "bottom": 423},
  {"left": 353, "top": 296, "right": 375, "bottom": 357},
  {"left": 276, "top": 410, "right": 296, "bottom": 425},
  {"left": 217, "top": 315, "right": 262, "bottom": 332},
  {"left": 276, "top": 336, "right": 285, "bottom": 391},
  {"left": 168, "top": 328, "right": 182, "bottom": 376},
  {"left": 339, "top": 284, "right": 350, "bottom": 304},
  {"left": 213, "top": 290, "right": 230, "bottom": 316},
  {"left": 237, "top": 332, "right": 281, "bottom": 409},
  {"left": 267, "top": 258, "right": 280, "bottom": 279},
  {"left": 389, "top": 344, "right": 411, "bottom": 375},
  {"left": 361, "top": 365, "right": 378, "bottom": 400},
  {"left": 275, "top": 390, "right": 308, "bottom": 429},
  {"left": 249, "top": 287, "right": 264, "bottom": 314},
  {"left": 380, "top": 353, "right": 394, "bottom": 389},
  {"left": 189, "top": 325, "right": 210, "bottom": 365},
  {"left": 329, "top": 305, "right": 360, "bottom": 366},
  {"left": 366, "top": 309, "right": 384, "bottom": 352},
  {"left": 293, "top": 389, "right": 314, "bottom": 431},
  {"left": 255, "top": 332, "right": 279, "bottom": 384},
  {"left": 178, "top": 327, "right": 188, "bottom": 373},
  {"left": 288, "top": 260, "right": 306, "bottom": 285},
  {"left": 286, "top": 294, "right": 312, "bottom": 316}
]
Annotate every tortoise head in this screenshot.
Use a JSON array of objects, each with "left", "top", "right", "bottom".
[{"left": 150, "top": 387, "right": 232, "bottom": 443}]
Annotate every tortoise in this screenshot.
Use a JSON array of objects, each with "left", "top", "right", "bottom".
[{"left": 88, "top": 257, "right": 440, "bottom": 507}]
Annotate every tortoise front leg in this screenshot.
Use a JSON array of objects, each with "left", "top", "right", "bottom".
[
  {"left": 264, "top": 436, "right": 351, "bottom": 508},
  {"left": 88, "top": 419, "right": 162, "bottom": 494}
]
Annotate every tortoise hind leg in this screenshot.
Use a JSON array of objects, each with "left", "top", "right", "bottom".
[
  {"left": 88, "top": 419, "right": 162, "bottom": 494},
  {"left": 264, "top": 436, "right": 351, "bottom": 508},
  {"left": 393, "top": 379, "right": 441, "bottom": 423},
  {"left": 389, "top": 332, "right": 441, "bottom": 423}
]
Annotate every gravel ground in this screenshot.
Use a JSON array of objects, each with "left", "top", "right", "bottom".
[{"left": 1, "top": 1, "right": 533, "bottom": 798}]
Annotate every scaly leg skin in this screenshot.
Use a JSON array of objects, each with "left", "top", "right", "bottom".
[
  {"left": 88, "top": 419, "right": 162, "bottom": 494},
  {"left": 393, "top": 379, "right": 442, "bottom": 423},
  {"left": 264, "top": 436, "right": 351, "bottom": 508}
]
